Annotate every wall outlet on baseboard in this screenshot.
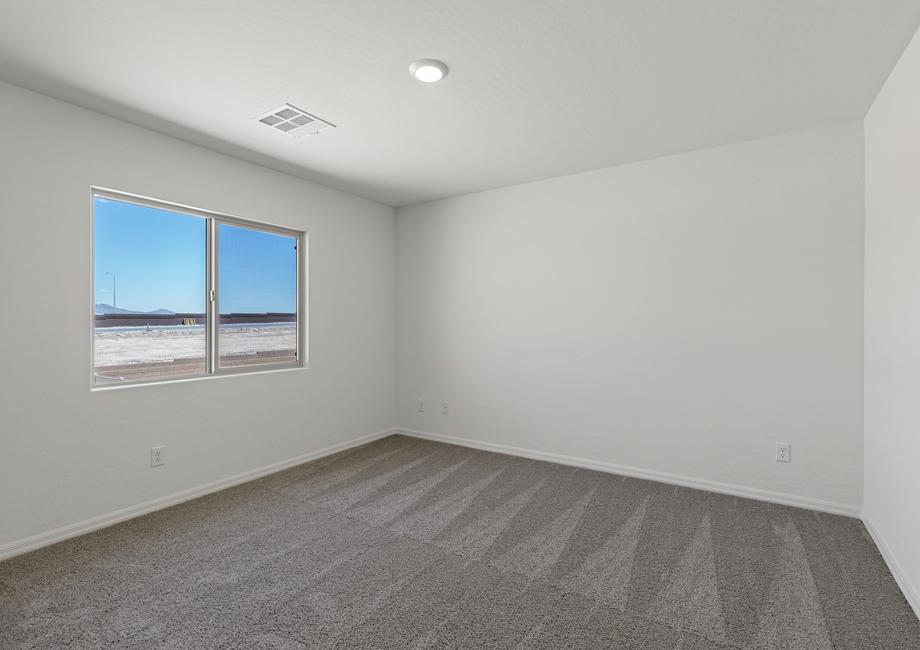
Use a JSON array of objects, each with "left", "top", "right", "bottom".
[
  {"left": 417, "top": 398, "right": 424, "bottom": 413},
  {"left": 151, "top": 446, "right": 165, "bottom": 468},
  {"left": 775, "top": 442, "right": 791, "bottom": 463},
  {"left": 441, "top": 401, "right": 449, "bottom": 415}
]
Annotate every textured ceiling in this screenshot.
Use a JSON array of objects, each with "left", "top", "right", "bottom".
[{"left": 1, "top": 0, "right": 919, "bottom": 206}]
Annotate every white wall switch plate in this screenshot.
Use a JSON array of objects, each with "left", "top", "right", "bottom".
[
  {"left": 441, "top": 401, "right": 449, "bottom": 415},
  {"left": 417, "top": 398, "right": 425, "bottom": 413},
  {"left": 151, "top": 446, "right": 165, "bottom": 467}
]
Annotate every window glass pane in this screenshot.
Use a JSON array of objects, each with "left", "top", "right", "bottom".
[
  {"left": 218, "top": 223, "right": 297, "bottom": 368},
  {"left": 93, "top": 196, "right": 207, "bottom": 384}
]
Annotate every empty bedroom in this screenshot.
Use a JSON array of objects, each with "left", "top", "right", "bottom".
[{"left": 1, "top": 1, "right": 919, "bottom": 648}]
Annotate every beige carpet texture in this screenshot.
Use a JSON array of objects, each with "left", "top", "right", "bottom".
[{"left": 1, "top": 435, "right": 918, "bottom": 649}]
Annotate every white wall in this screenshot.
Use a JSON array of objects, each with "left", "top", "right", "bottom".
[
  {"left": 0, "top": 81, "right": 396, "bottom": 551},
  {"left": 864, "top": 24, "right": 920, "bottom": 614},
  {"left": 397, "top": 122, "right": 865, "bottom": 512}
]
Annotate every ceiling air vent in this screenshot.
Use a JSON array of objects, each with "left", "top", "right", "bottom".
[{"left": 256, "top": 104, "right": 335, "bottom": 138}]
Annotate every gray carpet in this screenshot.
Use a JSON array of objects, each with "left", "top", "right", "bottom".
[{"left": 1, "top": 435, "right": 917, "bottom": 649}]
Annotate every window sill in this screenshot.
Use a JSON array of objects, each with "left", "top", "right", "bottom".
[{"left": 90, "top": 363, "right": 307, "bottom": 392}]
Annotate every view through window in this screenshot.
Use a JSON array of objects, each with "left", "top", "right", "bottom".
[
  {"left": 218, "top": 223, "right": 298, "bottom": 369},
  {"left": 93, "top": 192, "right": 302, "bottom": 386}
]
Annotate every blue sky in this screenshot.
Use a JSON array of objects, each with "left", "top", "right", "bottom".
[
  {"left": 94, "top": 197, "right": 297, "bottom": 313},
  {"left": 219, "top": 222, "right": 297, "bottom": 313}
]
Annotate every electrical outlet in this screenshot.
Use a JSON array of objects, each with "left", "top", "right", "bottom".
[
  {"left": 151, "top": 446, "right": 165, "bottom": 467},
  {"left": 417, "top": 398, "right": 425, "bottom": 413},
  {"left": 441, "top": 401, "right": 449, "bottom": 415},
  {"left": 775, "top": 442, "right": 791, "bottom": 463}
]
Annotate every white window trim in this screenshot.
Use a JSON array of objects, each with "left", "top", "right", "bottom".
[{"left": 90, "top": 186, "right": 307, "bottom": 390}]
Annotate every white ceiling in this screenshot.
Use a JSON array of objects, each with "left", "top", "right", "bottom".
[{"left": 1, "top": 1, "right": 919, "bottom": 207}]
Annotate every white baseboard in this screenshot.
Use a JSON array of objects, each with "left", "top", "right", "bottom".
[
  {"left": 0, "top": 427, "right": 397, "bottom": 562},
  {"left": 862, "top": 515, "right": 920, "bottom": 621},
  {"left": 397, "top": 428, "right": 861, "bottom": 518}
]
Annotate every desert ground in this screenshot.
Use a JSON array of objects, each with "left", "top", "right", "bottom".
[{"left": 94, "top": 323, "right": 297, "bottom": 382}]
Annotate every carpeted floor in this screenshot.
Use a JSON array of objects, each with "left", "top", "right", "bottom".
[{"left": 1, "top": 435, "right": 918, "bottom": 649}]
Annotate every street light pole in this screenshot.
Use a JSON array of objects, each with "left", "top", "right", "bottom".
[{"left": 105, "top": 271, "right": 116, "bottom": 310}]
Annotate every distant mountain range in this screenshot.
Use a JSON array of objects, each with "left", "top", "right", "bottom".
[{"left": 94, "top": 304, "right": 175, "bottom": 315}]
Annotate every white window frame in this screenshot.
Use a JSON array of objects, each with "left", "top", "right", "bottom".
[{"left": 90, "top": 187, "right": 307, "bottom": 390}]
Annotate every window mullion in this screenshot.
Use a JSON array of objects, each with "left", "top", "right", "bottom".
[{"left": 207, "top": 217, "right": 218, "bottom": 374}]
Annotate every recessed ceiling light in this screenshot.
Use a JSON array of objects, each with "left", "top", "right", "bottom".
[{"left": 409, "top": 59, "right": 448, "bottom": 83}]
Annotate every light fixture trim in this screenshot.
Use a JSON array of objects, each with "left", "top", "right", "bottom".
[{"left": 409, "top": 58, "right": 449, "bottom": 83}]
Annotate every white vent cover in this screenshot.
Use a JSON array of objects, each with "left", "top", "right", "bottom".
[{"left": 256, "top": 104, "right": 335, "bottom": 138}]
